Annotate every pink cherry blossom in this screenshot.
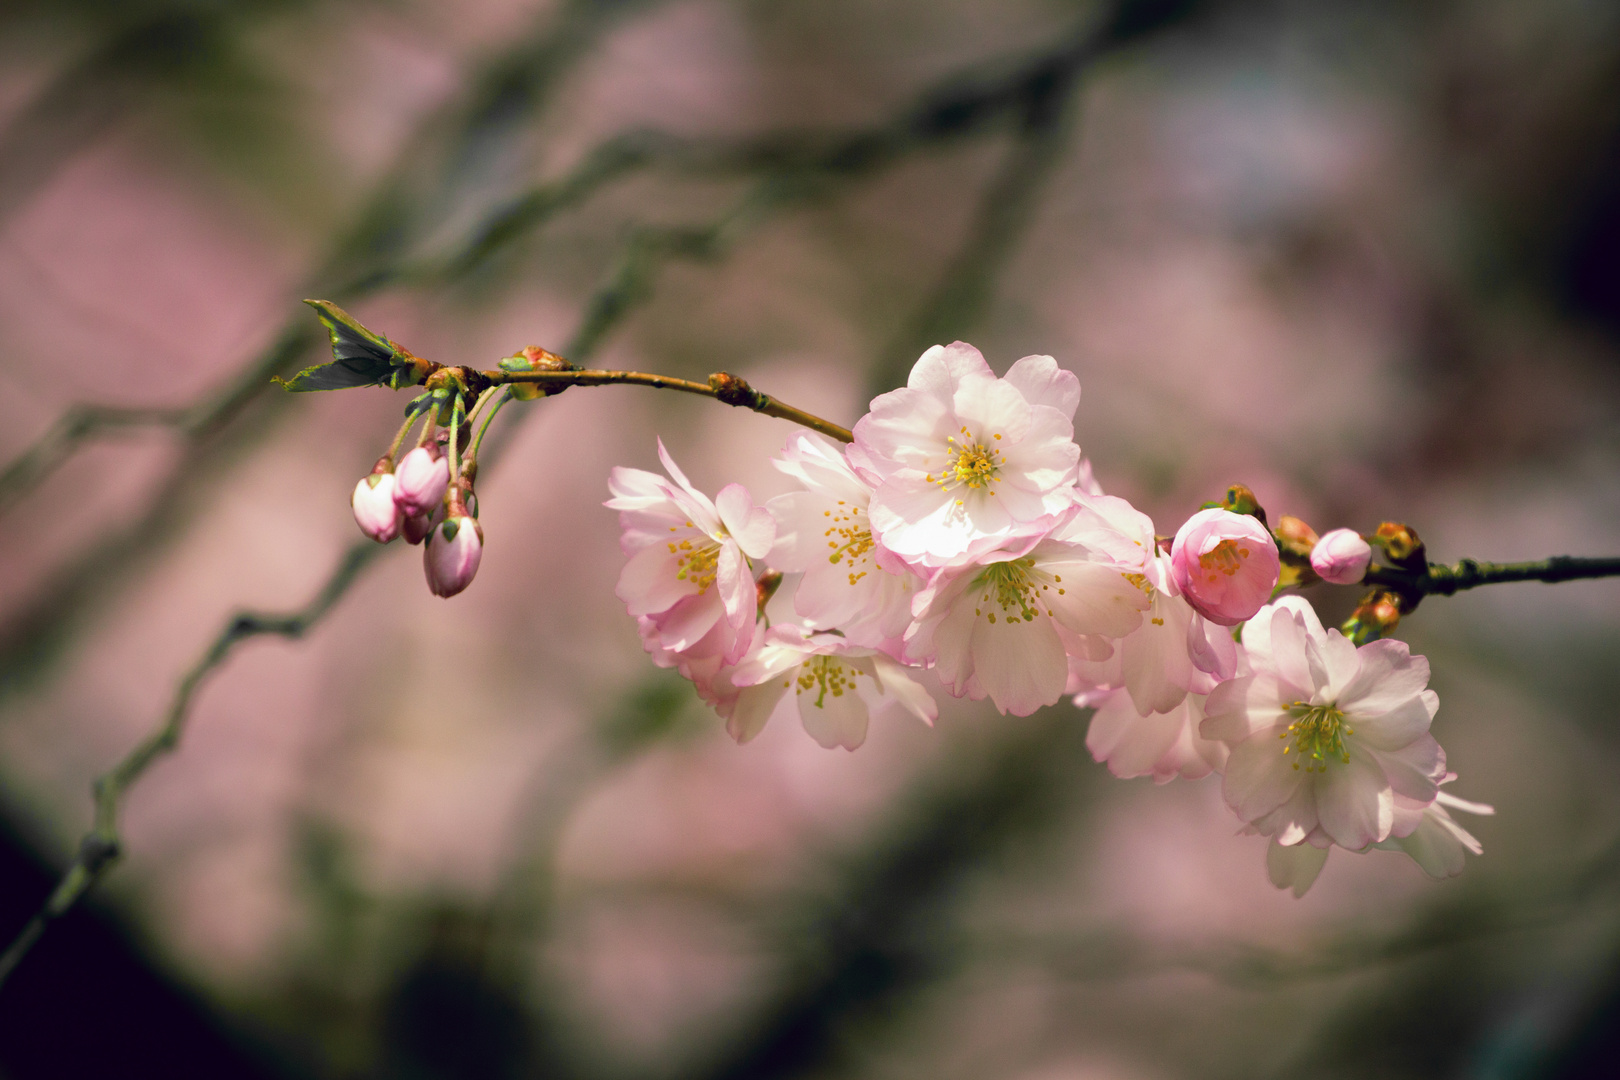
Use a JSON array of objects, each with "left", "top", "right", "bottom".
[
  {"left": 1083, "top": 687, "right": 1228, "bottom": 783},
  {"left": 905, "top": 508, "right": 1150, "bottom": 716},
  {"left": 852, "top": 343, "right": 1081, "bottom": 565},
  {"left": 394, "top": 444, "right": 449, "bottom": 518},
  {"left": 1201, "top": 596, "right": 1448, "bottom": 853},
  {"left": 1170, "top": 508, "right": 1280, "bottom": 626},
  {"left": 766, "top": 432, "right": 920, "bottom": 650},
  {"left": 424, "top": 511, "right": 482, "bottom": 597},
  {"left": 352, "top": 470, "right": 401, "bottom": 543},
  {"left": 716, "top": 625, "right": 936, "bottom": 749},
  {"left": 606, "top": 440, "right": 775, "bottom": 665},
  {"left": 1311, "top": 527, "right": 1373, "bottom": 585}
]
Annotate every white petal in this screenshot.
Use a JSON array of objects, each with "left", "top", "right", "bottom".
[
  {"left": 716, "top": 483, "right": 775, "bottom": 559},
  {"left": 1267, "top": 838, "right": 1330, "bottom": 898},
  {"left": 1314, "top": 747, "right": 1395, "bottom": 849},
  {"left": 1223, "top": 732, "right": 1306, "bottom": 823},
  {"left": 1003, "top": 353, "right": 1081, "bottom": 417},
  {"left": 969, "top": 611, "right": 1068, "bottom": 716}
]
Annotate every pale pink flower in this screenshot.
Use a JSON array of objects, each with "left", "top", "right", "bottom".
[
  {"left": 852, "top": 343, "right": 1081, "bottom": 565},
  {"left": 1311, "top": 528, "right": 1373, "bottom": 585},
  {"left": 1201, "top": 597, "right": 1447, "bottom": 852},
  {"left": 424, "top": 510, "right": 482, "bottom": 597},
  {"left": 905, "top": 508, "right": 1149, "bottom": 716},
  {"left": 1084, "top": 688, "right": 1228, "bottom": 783},
  {"left": 352, "top": 470, "right": 401, "bottom": 543},
  {"left": 1170, "top": 508, "right": 1280, "bottom": 626},
  {"left": 719, "top": 626, "right": 937, "bottom": 749},
  {"left": 606, "top": 441, "right": 775, "bottom": 665},
  {"left": 766, "top": 432, "right": 920, "bottom": 650},
  {"left": 394, "top": 444, "right": 449, "bottom": 518}
]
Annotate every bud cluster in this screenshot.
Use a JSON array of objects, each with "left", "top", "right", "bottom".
[
  {"left": 602, "top": 343, "right": 1492, "bottom": 896},
  {"left": 349, "top": 385, "right": 491, "bottom": 598}
]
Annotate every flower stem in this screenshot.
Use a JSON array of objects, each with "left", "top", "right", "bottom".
[
  {"left": 467, "top": 389, "right": 511, "bottom": 467},
  {"left": 386, "top": 410, "right": 421, "bottom": 462}
]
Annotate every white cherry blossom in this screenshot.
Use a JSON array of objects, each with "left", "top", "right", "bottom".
[
  {"left": 852, "top": 342, "right": 1081, "bottom": 565},
  {"left": 607, "top": 440, "right": 775, "bottom": 665},
  {"left": 766, "top": 432, "right": 920, "bottom": 650},
  {"left": 905, "top": 508, "right": 1149, "bottom": 716},
  {"left": 720, "top": 625, "right": 937, "bottom": 750},
  {"left": 1201, "top": 597, "right": 1447, "bottom": 853}
]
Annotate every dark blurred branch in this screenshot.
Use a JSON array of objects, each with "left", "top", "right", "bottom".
[
  {"left": 0, "top": 541, "right": 380, "bottom": 990},
  {"left": 1365, "top": 556, "right": 1620, "bottom": 603},
  {"left": 0, "top": 0, "right": 661, "bottom": 700}
]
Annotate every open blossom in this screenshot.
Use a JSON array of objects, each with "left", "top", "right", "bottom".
[
  {"left": 352, "top": 468, "right": 401, "bottom": 543},
  {"left": 1083, "top": 687, "right": 1227, "bottom": 783},
  {"left": 394, "top": 444, "right": 449, "bottom": 518},
  {"left": 1311, "top": 528, "right": 1373, "bottom": 585},
  {"left": 1170, "top": 508, "right": 1280, "bottom": 626},
  {"left": 1202, "top": 597, "right": 1447, "bottom": 853},
  {"left": 766, "top": 432, "right": 920, "bottom": 649},
  {"left": 717, "top": 625, "right": 936, "bottom": 750},
  {"left": 852, "top": 343, "right": 1081, "bottom": 565},
  {"left": 905, "top": 508, "right": 1150, "bottom": 716},
  {"left": 607, "top": 441, "right": 775, "bottom": 665}
]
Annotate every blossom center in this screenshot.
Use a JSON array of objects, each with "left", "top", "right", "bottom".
[
  {"left": 927, "top": 426, "right": 1004, "bottom": 500},
  {"left": 972, "top": 558, "right": 1060, "bottom": 624},
  {"left": 1281, "top": 701, "right": 1353, "bottom": 772},
  {"left": 797, "top": 655, "right": 859, "bottom": 708},
  {"left": 822, "top": 501, "right": 873, "bottom": 586},
  {"left": 669, "top": 532, "right": 721, "bottom": 594},
  {"left": 1198, "top": 538, "right": 1252, "bottom": 584}
]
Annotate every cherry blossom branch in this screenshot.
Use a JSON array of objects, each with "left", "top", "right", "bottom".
[
  {"left": 1364, "top": 556, "right": 1620, "bottom": 602},
  {"left": 485, "top": 368, "right": 854, "bottom": 443}
]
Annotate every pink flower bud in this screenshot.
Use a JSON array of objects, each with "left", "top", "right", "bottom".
[
  {"left": 394, "top": 444, "right": 449, "bottom": 518},
  {"left": 1170, "top": 507, "right": 1281, "bottom": 626},
  {"left": 1310, "top": 528, "right": 1372, "bottom": 585},
  {"left": 351, "top": 471, "right": 401, "bottom": 543},
  {"left": 401, "top": 508, "right": 438, "bottom": 545},
  {"left": 424, "top": 512, "right": 483, "bottom": 597}
]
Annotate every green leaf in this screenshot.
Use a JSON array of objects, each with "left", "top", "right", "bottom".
[{"left": 277, "top": 299, "right": 410, "bottom": 392}]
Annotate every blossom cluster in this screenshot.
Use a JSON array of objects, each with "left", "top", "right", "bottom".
[{"left": 604, "top": 344, "right": 1492, "bottom": 896}]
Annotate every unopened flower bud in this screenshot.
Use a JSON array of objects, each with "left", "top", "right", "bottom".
[
  {"left": 401, "top": 505, "right": 441, "bottom": 546},
  {"left": 1273, "top": 515, "right": 1319, "bottom": 559},
  {"left": 1343, "top": 589, "right": 1402, "bottom": 644},
  {"left": 424, "top": 504, "right": 483, "bottom": 597},
  {"left": 1170, "top": 508, "right": 1282, "bottom": 626},
  {"left": 394, "top": 444, "right": 449, "bottom": 517},
  {"left": 351, "top": 462, "right": 401, "bottom": 543},
  {"left": 1374, "top": 521, "right": 1424, "bottom": 564},
  {"left": 1311, "top": 528, "right": 1372, "bottom": 585}
]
